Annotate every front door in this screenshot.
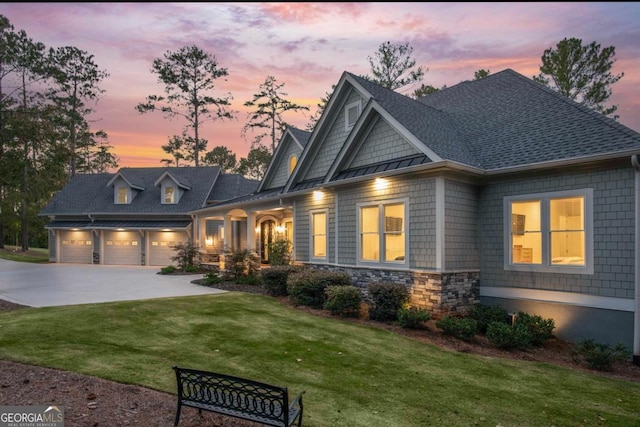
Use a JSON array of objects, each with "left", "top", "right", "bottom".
[{"left": 260, "top": 220, "right": 275, "bottom": 264}]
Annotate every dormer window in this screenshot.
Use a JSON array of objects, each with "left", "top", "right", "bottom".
[
  {"left": 164, "top": 186, "right": 176, "bottom": 204},
  {"left": 345, "top": 101, "right": 361, "bottom": 131},
  {"left": 155, "top": 171, "right": 189, "bottom": 204},
  {"left": 117, "top": 187, "right": 128, "bottom": 204}
]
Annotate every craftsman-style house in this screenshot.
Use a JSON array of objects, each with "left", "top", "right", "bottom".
[
  {"left": 40, "top": 167, "right": 258, "bottom": 266},
  {"left": 192, "top": 69, "right": 640, "bottom": 361}
]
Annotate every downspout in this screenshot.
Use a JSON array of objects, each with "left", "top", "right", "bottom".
[{"left": 631, "top": 155, "right": 640, "bottom": 365}]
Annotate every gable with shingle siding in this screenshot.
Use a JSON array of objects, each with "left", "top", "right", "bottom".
[
  {"left": 266, "top": 137, "right": 303, "bottom": 189},
  {"left": 348, "top": 118, "right": 420, "bottom": 169},
  {"left": 305, "top": 90, "right": 365, "bottom": 180}
]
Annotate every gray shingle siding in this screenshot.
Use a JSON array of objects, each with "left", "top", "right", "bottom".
[
  {"left": 294, "top": 193, "right": 335, "bottom": 263},
  {"left": 445, "top": 180, "right": 480, "bottom": 270},
  {"left": 270, "top": 141, "right": 301, "bottom": 188},
  {"left": 306, "top": 90, "right": 364, "bottom": 180},
  {"left": 349, "top": 119, "right": 419, "bottom": 169},
  {"left": 479, "top": 166, "right": 635, "bottom": 299}
]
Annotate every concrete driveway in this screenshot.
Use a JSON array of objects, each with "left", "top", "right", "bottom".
[{"left": 0, "top": 259, "right": 226, "bottom": 307}]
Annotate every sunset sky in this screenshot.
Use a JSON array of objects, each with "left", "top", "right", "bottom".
[{"left": 1, "top": 2, "right": 639, "bottom": 168}]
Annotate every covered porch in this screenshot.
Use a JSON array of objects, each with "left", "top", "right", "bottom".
[{"left": 195, "top": 198, "right": 294, "bottom": 268}]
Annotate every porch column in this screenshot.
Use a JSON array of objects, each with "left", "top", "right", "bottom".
[
  {"left": 224, "top": 214, "right": 233, "bottom": 251},
  {"left": 247, "top": 211, "right": 256, "bottom": 251}
]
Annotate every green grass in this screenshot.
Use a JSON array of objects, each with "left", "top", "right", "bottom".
[
  {"left": 0, "top": 246, "right": 49, "bottom": 263},
  {"left": 1, "top": 293, "right": 639, "bottom": 426}
]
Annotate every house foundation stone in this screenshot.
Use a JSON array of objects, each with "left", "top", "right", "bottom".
[{"left": 304, "top": 263, "right": 479, "bottom": 316}]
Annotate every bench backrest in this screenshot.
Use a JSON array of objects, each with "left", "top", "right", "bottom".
[{"left": 174, "top": 366, "right": 290, "bottom": 424}]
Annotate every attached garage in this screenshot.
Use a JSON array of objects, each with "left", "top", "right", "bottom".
[
  {"left": 59, "top": 230, "right": 93, "bottom": 264},
  {"left": 103, "top": 230, "right": 141, "bottom": 266},
  {"left": 40, "top": 167, "right": 257, "bottom": 267},
  {"left": 148, "top": 231, "right": 189, "bottom": 266}
]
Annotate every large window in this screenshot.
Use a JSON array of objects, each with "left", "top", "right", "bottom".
[
  {"left": 359, "top": 201, "right": 406, "bottom": 265},
  {"left": 310, "top": 211, "right": 327, "bottom": 259},
  {"left": 504, "top": 189, "right": 593, "bottom": 274}
]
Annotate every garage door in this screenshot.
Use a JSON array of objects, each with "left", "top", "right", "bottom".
[
  {"left": 59, "top": 230, "right": 93, "bottom": 264},
  {"left": 103, "top": 231, "right": 141, "bottom": 265},
  {"left": 148, "top": 231, "right": 188, "bottom": 266}
]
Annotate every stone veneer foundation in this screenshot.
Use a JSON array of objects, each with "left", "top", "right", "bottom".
[{"left": 305, "top": 263, "right": 480, "bottom": 317}]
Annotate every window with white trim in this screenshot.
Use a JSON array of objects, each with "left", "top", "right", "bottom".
[
  {"left": 358, "top": 200, "right": 407, "bottom": 265},
  {"left": 504, "top": 189, "right": 593, "bottom": 274},
  {"left": 116, "top": 187, "right": 128, "bottom": 204},
  {"left": 344, "top": 101, "right": 361, "bottom": 131},
  {"left": 310, "top": 210, "right": 327, "bottom": 260},
  {"left": 164, "top": 186, "right": 176, "bottom": 204}
]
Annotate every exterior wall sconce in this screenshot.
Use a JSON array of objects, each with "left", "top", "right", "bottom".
[{"left": 374, "top": 177, "right": 389, "bottom": 191}]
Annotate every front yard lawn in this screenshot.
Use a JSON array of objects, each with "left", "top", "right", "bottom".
[
  {"left": 0, "top": 246, "right": 49, "bottom": 263},
  {"left": 0, "top": 292, "right": 638, "bottom": 426}
]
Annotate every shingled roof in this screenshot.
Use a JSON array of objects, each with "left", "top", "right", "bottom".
[
  {"left": 40, "top": 167, "right": 250, "bottom": 216},
  {"left": 349, "top": 69, "right": 640, "bottom": 171}
]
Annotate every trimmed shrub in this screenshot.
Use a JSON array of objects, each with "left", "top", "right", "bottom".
[
  {"left": 397, "top": 306, "right": 431, "bottom": 329},
  {"left": 267, "top": 239, "right": 292, "bottom": 266},
  {"left": 436, "top": 315, "right": 478, "bottom": 342},
  {"left": 486, "top": 321, "right": 532, "bottom": 350},
  {"left": 183, "top": 264, "right": 200, "bottom": 273},
  {"left": 226, "top": 248, "right": 260, "bottom": 280},
  {"left": 514, "top": 312, "right": 555, "bottom": 346},
  {"left": 572, "top": 339, "right": 630, "bottom": 371},
  {"left": 159, "top": 265, "right": 177, "bottom": 275},
  {"left": 288, "top": 270, "right": 351, "bottom": 308},
  {"left": 324, "top": 285, "right": 362, "bottom": 317},
  {"left": 235, "top": 274, "right": 262, "bottom": 286},
  {"left": 468, "top": 304, "right": 510, "bottom": 334},
  {"left": 170, "top": 242, "right": 200, "bottom": 270},
  {"left": 261, "top": 265, "right": 304, "bottom": 296},
  {"left": 367, "top": 282, "right": 409, "bottom": 322},
  {"left": 202, "top": 271, "right": 223, "bottom": 285}
]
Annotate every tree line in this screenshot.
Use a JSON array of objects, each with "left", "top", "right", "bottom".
[
  {"left": 0, "top": 10, "right": 624, "bottom": 250},
  {"left": 0, "top": 15, "right": 116, "bottom": 250}
]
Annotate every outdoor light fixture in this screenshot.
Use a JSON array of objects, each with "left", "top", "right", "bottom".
[
  {"left": 313, "top": 190, "right": 325, "bottom": 201},
  {"left": 374, "top": 177, "right": 389, "bottom": 190},
  {"left": 205, "top": 236, "right": 213, "bottom": 246}
]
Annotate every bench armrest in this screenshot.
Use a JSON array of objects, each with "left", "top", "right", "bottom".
[
  {"left": 289, "top": 390, "right": 304, "bottom": 409},
  {"left": 288, "top": 390, "right": 305, "bottom": 426}
]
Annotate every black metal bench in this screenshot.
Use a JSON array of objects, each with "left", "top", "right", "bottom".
[{"left": 173, "top": 366, "right": 304, "bottom": 427}]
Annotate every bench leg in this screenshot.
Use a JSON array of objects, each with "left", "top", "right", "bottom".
[{"left": 173, "top": 402, "right": 181, "bottom": 427}]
